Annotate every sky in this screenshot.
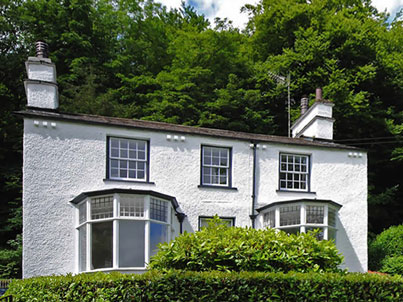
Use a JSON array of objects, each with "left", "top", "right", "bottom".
[{"left": 158, "top": 0, "right": 403, "bottom": 29}]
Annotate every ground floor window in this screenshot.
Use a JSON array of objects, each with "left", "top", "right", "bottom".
[
  {"left": 261, "top": 202, "right": 339, "bottom": 241},
  {"left": 198, "top": 216, "right": 235, "bottom": 230},
  {"left": 77, "top": 194, "right": 171, "bottom": 272}
]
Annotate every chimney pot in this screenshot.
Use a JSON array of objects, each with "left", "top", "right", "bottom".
[
  {"left": 35, "top": 41, "right": 49, "bottom": 58},
  {"left": 315, "top": 87, "right": 322, "bottom": 101},
  {"left": 301, "top": 95, "right": 308, "bottom": 115}
]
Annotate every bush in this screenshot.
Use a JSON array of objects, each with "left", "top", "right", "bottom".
[
  {"left": 149, "top": 217, "right": 343, "bottom": 273},
  {"left": 7, "top": 270, "right": 403, "bottom": 302},
  {"left": 381, "top": 256, "right": 403, "bottom": 275},
  {"left": 369, "top": 224, "right": 403, "bottom": 272}
]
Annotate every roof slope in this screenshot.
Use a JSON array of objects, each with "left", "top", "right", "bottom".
[{"left": 16, "top": 109, "right": 361, "bottom": 151}]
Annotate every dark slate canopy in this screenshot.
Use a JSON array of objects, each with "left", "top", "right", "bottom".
[
  {"left": 256, "top": 198, "right": 342, "bottom": 212},
  {"left": 70, "top": 188, "right": 179, "bottom": 211}
]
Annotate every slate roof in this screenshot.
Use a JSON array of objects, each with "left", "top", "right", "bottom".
[{"left": 16, "top": 109, "right": 362, "bottom": 151}]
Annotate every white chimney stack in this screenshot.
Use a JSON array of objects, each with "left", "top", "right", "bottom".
[
  {"left": 24, "top": 41, "right": 58, "bottom": 110},
  {"left": 291, "top": 88, "right": 335, "bottom": 140}
]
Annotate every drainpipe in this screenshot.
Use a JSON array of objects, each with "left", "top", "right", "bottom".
[
  {"left": 249, "top": 142, "right": 258, "bottom": 228},
  {"left": 175, "top": 212, "right": 186, "bottom": 234}
]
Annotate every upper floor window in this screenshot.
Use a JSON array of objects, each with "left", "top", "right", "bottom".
[
  {"left": 279, "top": 153, "right": 309, "bottom": 191},
  {"left": 201, "top": 146, "right": 231, "bottom": 187},
  {"left": 108, "top": 137, "right": 148, "bottom": 181}
]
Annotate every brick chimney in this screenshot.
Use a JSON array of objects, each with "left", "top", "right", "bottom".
[
  {"left": 24, "top": 41, "right": 58, "bottom": 110},
  {"left": 291, "top": 88, "right": 335, "bottom": 140}
]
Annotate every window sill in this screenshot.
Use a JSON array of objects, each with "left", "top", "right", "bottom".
[
  {"left": 103, "top": 178, "right": 155, "bottom": 185},
  {"left": 198, "top": 185, "right": 238, "bottom": 191},
  {"left": 276, "top": 189, "right": 316, "bottom": 194}
]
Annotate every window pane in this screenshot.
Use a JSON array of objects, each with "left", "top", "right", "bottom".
[
  {"left": 150, "top": 222, "right": 168, "bottom": 257},
  {"left": 120, "top": 195, "right": 144, "bottom": 217},
  {"left": 79, "top": 202, "right": 87, "bottom": 224},
  {"left": 328, "top": 208, "right": 336, "bottom": 227},
  {"left": 119, "top": 220, "right": 145, "bottom": 267},
  {"left": 263, "top": 211, "right": 275, "bottom": 228},
  {"left": 306, "top": 205, "right": 324, "bottom": 224},
  {"left": 111, "top": 138, "right": 119, "bottom": 148},
  {"left": 91, "top": 196, "right": 113, "bottom": 220},
  {"left": 150, "top": 198, "right": 168, "bottom": 222},
  {"left": 79, "top": 226, "right": 86, "bottom": 272},
  {"left": 280, "top": 205, "right": 300, "bottom": 226},
  {"left": 91, "top": 221, "right": 113, "bottom": 269},
  {"left": 328, "top": 228, "right": 337, "bottom": 241},
  {"left": 306, "top": 227, "right": 324, "bottom": 241}
]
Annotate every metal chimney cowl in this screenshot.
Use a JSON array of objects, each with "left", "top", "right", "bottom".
[{"left": 24, "top": 41, "right": 59, "bottom": 110}]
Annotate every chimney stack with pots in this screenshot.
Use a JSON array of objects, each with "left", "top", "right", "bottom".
[
  {"left": 291, "top": 87, "right": 335, "bottom": 140},
  {"left": 24, "top": 41, "right": 58, "bottom": 110},
  {"left": 300, "top": 95, "right": 309, "bottom": 115}
]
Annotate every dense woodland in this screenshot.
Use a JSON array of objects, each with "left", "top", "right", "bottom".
[{"left": 0, "top": 0, "right": 402, "bottom": 278}]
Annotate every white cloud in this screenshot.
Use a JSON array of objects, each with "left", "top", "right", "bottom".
[{"left": 157, "top": 0, "right": 402, "bottom": 29}]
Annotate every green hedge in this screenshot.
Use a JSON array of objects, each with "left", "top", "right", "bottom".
[
  {"left": 369, "top": 224, "right": 403, "bottom": 273},
  {"left": 7, "top": 271, "right": 403, "bottom": 302},
  {"left": 150, "top": 218, "right": 343, "bottom": 273}
]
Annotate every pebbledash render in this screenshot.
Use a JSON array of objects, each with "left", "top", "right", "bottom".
[{"left": 19, "top": 43, "right": 367, "bottom": 278}]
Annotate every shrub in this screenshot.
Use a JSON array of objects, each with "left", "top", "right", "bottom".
[
  {"left": 369, "top": 224, "right": 403, "bottom": 272},
  {"left": 7, "top": 270, "right": 403, "bottom": 302},
  {"left": 149, "top": 217, "right": 343, "bottom": 273},
  {"left": 381, "top": 256, "right": 403, "bottom": 275}
]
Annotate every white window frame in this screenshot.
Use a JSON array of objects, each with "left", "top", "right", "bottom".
[
  {"left": 279, "top": 153, "right": 310, "bottom": 191},
  {"left": 76, "top": 193, "right": 171, "bottom": 273},
  {"left": 261, "top": 202, "right": 338, "bottom": 241},
  {"left": 108, "top": 137, "right": 148, "bottom": 181},
  {"left": 201, "top": 146, "right": 231, "bottom": 187}
]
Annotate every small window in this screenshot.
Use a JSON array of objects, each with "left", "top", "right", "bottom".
[
  {"left": 201, "top": 146, "right": 231, "bottom": 186},
  {"left": 108, "top": 137, "right": 148, "bottom": 181},
  {"left": 199, "top": 216, "right": 234, "bottom": 230},
  {"left": 279, "top": 154, "right": 309, "bottom": 191}
]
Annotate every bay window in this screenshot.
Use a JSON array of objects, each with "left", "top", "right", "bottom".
[
  {"left": 260, "top": 200, "right": 340, "bottom": 241},
  {"left": 76, "top": 192, "right": 172, "bottom": 272}
]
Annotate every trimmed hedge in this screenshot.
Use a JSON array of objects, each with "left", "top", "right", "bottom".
[
  {"left": 7, "top": 271, "right": 403, "bottom": 302},
  {"left": 150, "top": 218, "right": 343, "bottom": 273}
]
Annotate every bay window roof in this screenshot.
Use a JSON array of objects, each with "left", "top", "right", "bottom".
[
  {"left": 256, "top": 198, "right": 342, "bottom": 213},
  {"left": 70, "top": 188, "right": 180, "bottom": 212}
]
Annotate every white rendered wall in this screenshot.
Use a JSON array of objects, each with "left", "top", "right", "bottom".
[
  {"left": 23, "top": 117, "right": 367, "bottom": 277},
  {"left": 292, "top": 102, "right": 333, "bottom": 138},
  {"left": 299, "top": 118, "right": 334, "bottom": 140}
]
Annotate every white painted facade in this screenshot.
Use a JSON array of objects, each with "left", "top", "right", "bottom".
[
  {"left": 21, "top": 51, "right": 368, "bottom": 278},
  {"left": 22, "top": 115, "right": 367, "bottom": 277}
]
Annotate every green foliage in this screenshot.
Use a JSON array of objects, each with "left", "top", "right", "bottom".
[
  {"left": 7, "top": 270, "right": 403, "bottom": 301},
  {"left": 149, "top": 218, "right": 343, "bottom": 273},
  {"left": 381, "top": 256, "right": 403, "bottom": 276},
  {"left": 369, "top": 225, "right": 403, "bottom": 272},
  {"left": 0, "top": 235, "right": 22, "bottom": 279}
]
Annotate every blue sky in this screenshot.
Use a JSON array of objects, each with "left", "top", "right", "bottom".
[{"left": 159, "top": 0, "right": 403, "bottom": 28}]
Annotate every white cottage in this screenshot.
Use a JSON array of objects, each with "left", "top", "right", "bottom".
[{"left": 19, "top": 43, "right": 367, "bottom": 278}]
